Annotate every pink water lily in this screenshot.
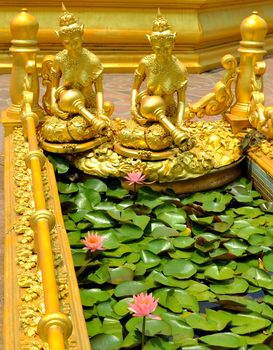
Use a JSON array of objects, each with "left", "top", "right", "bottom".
[
  {"left": 125, "top": 171, "right": 146, "bottom": 186},
  {"left": 128, "top": 292, "right": 161, "bottom": 319},
  {"left": 81, "top": 232, "right": 104, "bottom": 252}
]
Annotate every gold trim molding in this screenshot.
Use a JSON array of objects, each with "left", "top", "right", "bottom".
[{"left": 1, "top": 0, "right": 273, "bottom": 73}]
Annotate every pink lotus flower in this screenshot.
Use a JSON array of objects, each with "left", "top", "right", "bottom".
[
  {"left": 128, "top": 293, "right": 161, "bottom": 319},
  {"left": 81, "top": 232, "right": 104, "bottom": 252},
  {"left": 125, "top": 171, "right": 146, "bottom": 186}
]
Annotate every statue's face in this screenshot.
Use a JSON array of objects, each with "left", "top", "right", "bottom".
[
  {"left": 151, "top": 39, "right": 173, "bottom": 60},
  {"left": 62, "top": 33, "right": 83, "bottom": 54}
]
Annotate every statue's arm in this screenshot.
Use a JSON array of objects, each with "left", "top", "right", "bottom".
[
  {"left": 95, "top": 75, "right": 104, "bottom": 115},
  {"left": 176, "top": 86, "right": 187, "bottom": 127},
  {"left": 131, "top": 62, "right": 147, "bottom": 124},
  {"left": 50, "top": 60, "right": 69, "bottom": 119}
]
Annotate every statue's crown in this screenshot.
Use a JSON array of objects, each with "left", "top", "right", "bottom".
[
  {"left": 59, "top": 3, "right": 80, "bottom": 29},
  {"left": 152, "top": 9, "right": 171, "bottom": 33}
]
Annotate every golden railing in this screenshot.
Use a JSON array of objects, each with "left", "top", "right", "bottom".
[{"left": 20, "top": 62, "right": 73, "bottom": 349}]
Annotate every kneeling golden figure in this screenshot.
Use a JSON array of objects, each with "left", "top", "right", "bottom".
[
  {"left": 40, "top": 5, "right": 113, "bottom": 153},
  {"left": 115, "top": 10, "right": 191, "bottom": 159}
]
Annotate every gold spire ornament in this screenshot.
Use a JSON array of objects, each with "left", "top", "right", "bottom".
[
  {"left": 6, "top": 8, "right": 43, "bottom": 120},
  {"left": 225, "top": 11, "right": 268, "bottom": 133}
]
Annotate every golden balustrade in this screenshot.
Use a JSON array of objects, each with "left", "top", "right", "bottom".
[{"left": 20, "top": 65, "right": 73, "bottom": 349}]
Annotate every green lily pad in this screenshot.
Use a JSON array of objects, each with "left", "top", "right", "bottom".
[
  {"left": 67, "top": 230, "right": 81, "bottom": 245},
  {"left": 71, "top": 249, "right": 88, "bottom": 267},
  {"left": 147, "top": 239, "right": 173, "bottom": 254},
  {"left": 146, "top": 271, "right": 190, "bottom": 289},
  {"left": 86, "top": 317, "right": 103, "bottom": 337},
  {"left": 114, "top": 281, "right": 148, "bottom": 297},
  {"left": 200, "top": 332, "right": 247, "bottom": 348},
  {"left": 157, "top": 208, "right": 186, "bottom": 230},
  {"left": 223, "top": 239, "right": 248, "bottom": 256},
  {"left": 80, "top": 288, "right": 111, "bottom": 306},
  {"left": 161, "top": 312, "right": 194, "bottom": 338},
  {"left": 115, "top": 224, "right": 144, "bottom": 242},
  {"left": 260, "top": 201, "right": 273, "bottom": 213},
  {"left": 106, "top": 187, "right": 129, "bottom": 199},
  {"left": 242, "top": 267, "right": 273, "bottom": 289},
  {"left": 81, "top": 178, "right": 108, "bottom": 192},
  {"left": 151, "top": 221, "right": 180, "bottom": 238},
  {"left": 88, "top": 265, "right": 110, "bottom": 285},
  {"left": 84, "top": 211, "right": 115, "bottom": 228},
  {"left": 48, "top": 154, "right": 70, "bottom": 174},
  {"left": 133, "top": 318, "right": 172, "bottom": 336},
  {"left": 173, "top": 236, "right": 195, "bottom": 249},
  {"left": 163, "top": 259, "right": 197, "bottom": 279},
  {"left": 143, "top": 337, "right": 175, "bottom": 350},
  {"left": 185, "top": 309, "right": 232, "bottom": 331},
  {"left": 112, "top": 297, "right": 132, "bottom": 316},
  {"left": 91, "top": 334, "right": 122, "bottom": 350},
  {"left": 69, "top": 210, "right": 89, "bottom": 223},
  {"left": 248, "top": 233, "right": 273, "bottom": 247},
  {"left": 210, "top": 278, "right": 249, "bottom": 294},
  {"left": 250, "top": 345, "right": 272, "bottom": 350},
  {"left": 102, "top": 244, "right": 132, "bottom": 258},
  {"left": 153, "top": 288, "right": 199, "bottom": 313},
  {"left": 140, "top": 250, "right": 161, "bottom": 269},
  {"left": 109, "top": 267, "right": 134, "bottom": 284},
  {"left": 234, "top": 206, "right": 264, "bottom": 218},
  {"left": 122, "top": 330, "right": 141, "bottom": 348},
  {"left": 263, "top": 252, "right": 273, "bottom": 272},
  {"left": 204, "top": 265, "right": 234, "bottom": 280},
  {"left": 57, "top": 181, "right": 79, "bottom": 194},
  {"left": 231, "top": 313, "right": 271, "bottom": 334}
]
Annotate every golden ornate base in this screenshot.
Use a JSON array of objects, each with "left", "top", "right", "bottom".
[
  {"left": 224, "top": 113, "right": 252, "bottom": 134},
  {"left": 114, "top": 142, "right": 174, "bottom": 160},
  {"left": 121, "top": 158, "right": 244, "bottom": 194},
  {"left": 40, "top": 136, "right": 109, "bottom": 153},
  {"left": 72, "top": 121, "right": 243, "bottom": 183}
]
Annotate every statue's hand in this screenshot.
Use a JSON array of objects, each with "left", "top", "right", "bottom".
[
  {"left": 97, "top": 113, "right": 111, "bottom": 126},
  {"left": 51, "top": 103, "right": 69, "bottom": 119},
  {"left": 131, "top": 106, "right": 148, "bottom": 126}
]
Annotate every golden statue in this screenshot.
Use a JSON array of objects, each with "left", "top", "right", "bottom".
[
  {"left": 114, "top": 9, "right": 191, "bottom": 159},
  {"left": 40, "top": 5, "right": 113, "bottom": 152}
]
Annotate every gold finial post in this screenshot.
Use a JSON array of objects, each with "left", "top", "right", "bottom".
[
  {"left": 225, "top": 11, "right": 268, "bottom": 133},
  {"left": 6, "top": 8, "right": 43, "bottom": 119}
]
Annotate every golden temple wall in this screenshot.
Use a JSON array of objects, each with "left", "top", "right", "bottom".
[{"left": 0, "top": 0, "right": 273, "bottom": 73}]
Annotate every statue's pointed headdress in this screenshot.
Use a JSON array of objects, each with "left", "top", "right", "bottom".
[
  {"left": 56, "top": 3, "right": 84, "bottom": 37},
  {"left": 152, "top": 8, "right": 172, "bottom": 33},
  {"left": 147, "top": 9, "right": 176, "bottom": 43}
]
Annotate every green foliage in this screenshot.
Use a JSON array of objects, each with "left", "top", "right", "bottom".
[{"left": 54, "top": 170, "right": 273, "bottom": 349}]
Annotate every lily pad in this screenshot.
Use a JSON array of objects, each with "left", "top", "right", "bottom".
[
  {"left": 200, "top": 332, "right": 247, "bottom": 348},
  {"left": 153, "top": 288, "right": 199, "bottom": 313},
  {"left": 115, "top": 224, "right": 144, "bottom": 242},
  {"left": 163, "top": 259, "right": 197, "bottom": 279},
  {"left": 81, "top": 178, "right": 108, "bottom": 192},
  {"left": 185, "top": 309, "right": 232, "bottom": 331},
  {"left": 146, "top": 239, "right": 173, "bottom": 254},
  {"left": 231, "top": 313, "right": 271, "bottom": 334},
  {"left": 91, "top": 334, "right": 122, "bottom": 350},
  {"left": 109, "top": 267, "right": 134, "bottom": 285},
  {"left": 210, "top": 278, "right": 249, "bottom": 294},
  {"left": 114, "top": 281, "right": 148, "bottom": 297},
  {"left": 204, "top": 265, "right": 234, "bottom": 280},
  {"left": 80, "top": 288, "right": 111, "bottom": 306}
]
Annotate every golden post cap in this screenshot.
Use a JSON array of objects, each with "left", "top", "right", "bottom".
[
  {"left": 10, "top": 8, "right": 39, "bottom": 41},
  {"left": 240, "top": 11, "right": 268, "bottom": 43}
]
